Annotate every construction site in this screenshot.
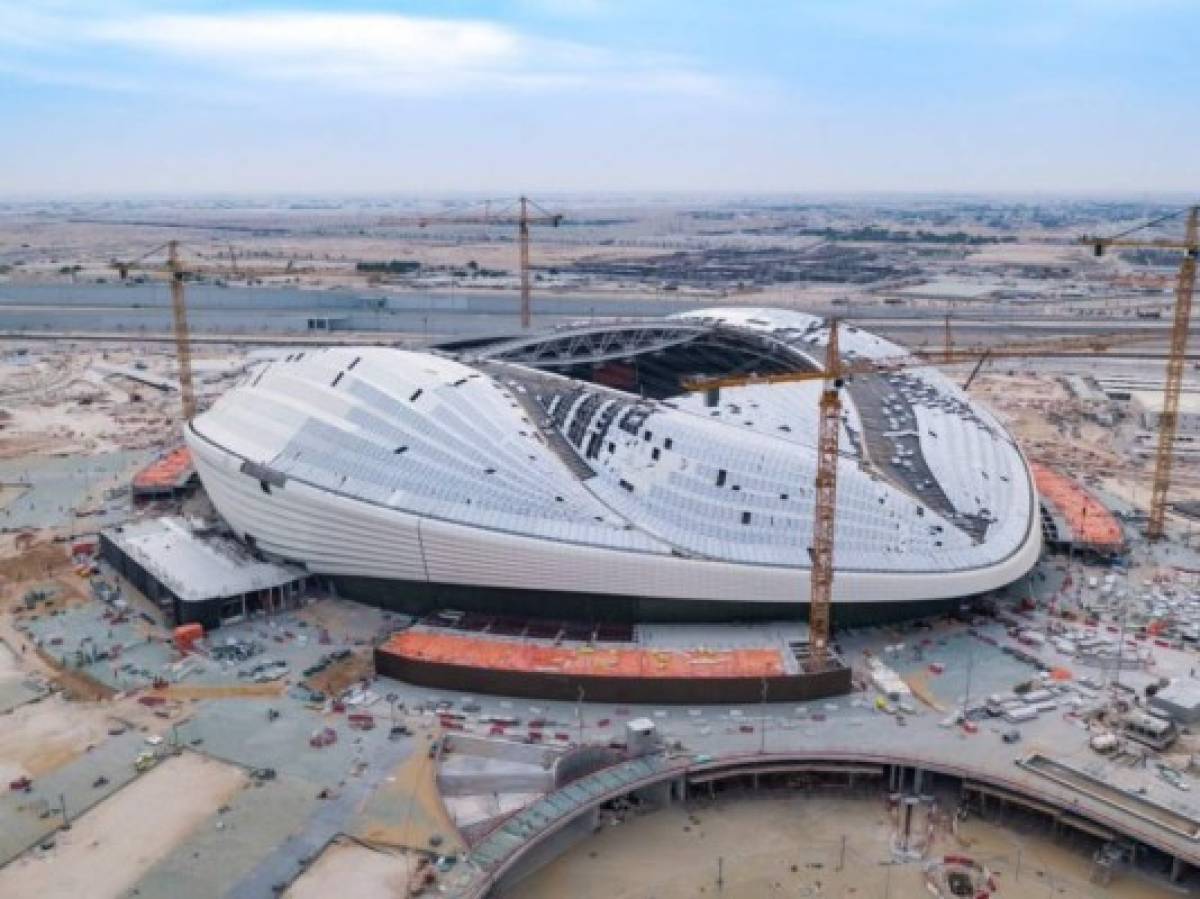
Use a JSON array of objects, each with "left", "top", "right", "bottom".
[{"left": 4, "top": 194, "right": 1200, "bottom": 899}]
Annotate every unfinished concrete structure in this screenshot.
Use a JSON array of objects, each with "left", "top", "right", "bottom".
[{"left": 99, "top": 517, "right": 309, "bottom": 628}]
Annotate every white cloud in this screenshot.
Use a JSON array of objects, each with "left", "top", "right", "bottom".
[
  {"left": 91, "top": 13, "right": 522, "bottom": 75},
  {"left": 0, "top": 7, "right": 725, "bottom": 98}
]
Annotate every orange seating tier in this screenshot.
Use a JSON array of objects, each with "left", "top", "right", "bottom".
[
  {"left": 1030, "top": 462, "right": 1124, "bottom": 550},
  {"left": 380, "top": 631, "right": 787, "bottom": 679},
  {"left": 133, "top": 447, "right": 194, "bottom": 489}
]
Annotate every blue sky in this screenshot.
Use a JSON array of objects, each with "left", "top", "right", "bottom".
[{"left": 1, "top": 1, "right": 1197, "bottom": 195}]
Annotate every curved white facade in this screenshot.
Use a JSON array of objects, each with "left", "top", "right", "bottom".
[{"left": 186, "top": 308, "right": 1040, "bottom": 616}]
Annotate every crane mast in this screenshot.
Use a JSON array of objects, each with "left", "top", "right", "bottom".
[
  {"left": 683, "top": 325, "right": 1163, "bottom": 670},
  {"left": 1084, "top": 205, "right": 1199, "bottom": 540},
  {"left": 518, "top": 196, "right": 533, "bottom": 330},
  {"left": 1148, "top": 207, "right": 1198, "bottom": 539},
  {"left": 167, "top": 240, "right": 196, "bottom": 421},
  {"left": 384, "top": 196, "right": 562, "bottom": 330},
  {"left": 113, "top": 241, "right": 300, "bottom": 424},
  {"left": 807, "top": 321, "right": 841, "bottom": 670}
]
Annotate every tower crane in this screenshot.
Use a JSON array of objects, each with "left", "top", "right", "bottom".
[
  {"left": 380, "top": 197, "right": 564, "bottom": 329},
  {"left": 110, "top": 241, "right": 303, "bottom": 422},
  {"left": 112, "top": 240, "right": 196, "bottom": 420},
  {"left": 1082, "top": 206, "right": 1199, "bottom": 540},
  {"left": 685, "top": 326, "right": 1161, "bottom": 673}
]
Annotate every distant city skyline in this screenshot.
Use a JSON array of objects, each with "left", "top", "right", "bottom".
[{"left": 2, "top": 1, "right": 1198, "bottom": 196}]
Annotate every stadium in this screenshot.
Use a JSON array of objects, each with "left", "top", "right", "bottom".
[{"left": 184, "top": 308, "right": 1041, "bottom": 625}]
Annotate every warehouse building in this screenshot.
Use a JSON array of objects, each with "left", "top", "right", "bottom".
[{"left": 100, "top": 517, "right": 309, "bottom": 630}]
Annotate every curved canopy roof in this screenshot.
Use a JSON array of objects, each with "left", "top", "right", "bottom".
[{"left": 190, "top": 308, "right": 1035, "bottom": 576}]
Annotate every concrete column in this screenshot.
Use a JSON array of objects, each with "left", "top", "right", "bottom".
[
  {"left": 912, "top": 767, "right": 924, "bottom": 794},
  {"left": 634, "top": 780, "right": 674, "bottom": 808},
  {"left": 1171, "top": 855, "right": 1186, "bottom": 883}
]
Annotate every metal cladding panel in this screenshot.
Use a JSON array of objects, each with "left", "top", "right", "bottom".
[
  {"left": 192, "top": 424, "right": 1040, "bottom": 607},
  {"left": 415, "top": 511, "right": 1041, "bottom": 605},
  {"left": 187, "top": 433, "right": 426, "bottom": 581},
  {"left": 417, "top": 514, "right": 779, "bottom": 601}
]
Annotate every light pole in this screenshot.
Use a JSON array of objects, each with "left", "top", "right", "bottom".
[
  {"left": 1113, "top": 597, "right": 1129, "bottom": 693},
  {"left": 759, "top": 678, "right": 769, "bottom": 754},
  {"left": 961, "top": 604, "right": 975, "bottom": 720},
  {"left": 576, "top": 685, "right": 585, "bottom": 745}
]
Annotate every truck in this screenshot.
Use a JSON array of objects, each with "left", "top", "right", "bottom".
[{"left": 1002, "top": 706, "right": 1039, "bottom": 724}]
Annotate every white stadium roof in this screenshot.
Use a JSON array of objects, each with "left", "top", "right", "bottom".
[{"left": 185, "top": 308, "right": 1039, "bottom": 610}]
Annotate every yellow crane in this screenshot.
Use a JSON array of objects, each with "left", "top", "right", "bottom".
[
  {"left": 685, "top": 326, "right": 1160, "bottom": 672},
  {"left": 112, "top": 240, "right": 196, "bottom": 420},
  {"left": 1082, "top": 206, "right": 1199, "bottom": 540},
  {"left": 380, "top": 197, "right": 564, "bottom": 329},
  {"left": 110, "top": 241, "right": 302, "bottom": 422},
  {"left": 807, "top": 322, "right": 842, "bottom": 670}
]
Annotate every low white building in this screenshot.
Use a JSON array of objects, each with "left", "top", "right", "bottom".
[{"left": 1132, "top": 390, "right": 1200, "bottom": 435}]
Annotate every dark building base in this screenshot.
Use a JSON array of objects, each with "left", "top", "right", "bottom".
[
  {"left": 375, "top": 648, "right": 852, "bottom": 704},
  {"left": 333, "top": 574, "right": 973, "bottom": 627},
  {"left": 99, "top": 531, "right": 308, "bottom": 631}
]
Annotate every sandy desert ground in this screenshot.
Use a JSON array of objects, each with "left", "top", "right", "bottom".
[
  {"left": 0, "top": 694, "right": 121, "bottom": 783},
  {"left": 519, "top": 795, "right": 1177, "bottom": 899},
  {"left": 0, "top": 752, "right": 246, "bottom": 899},
  {"left": 283, "top": 838, "right": 412, "bottom": 899}
]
